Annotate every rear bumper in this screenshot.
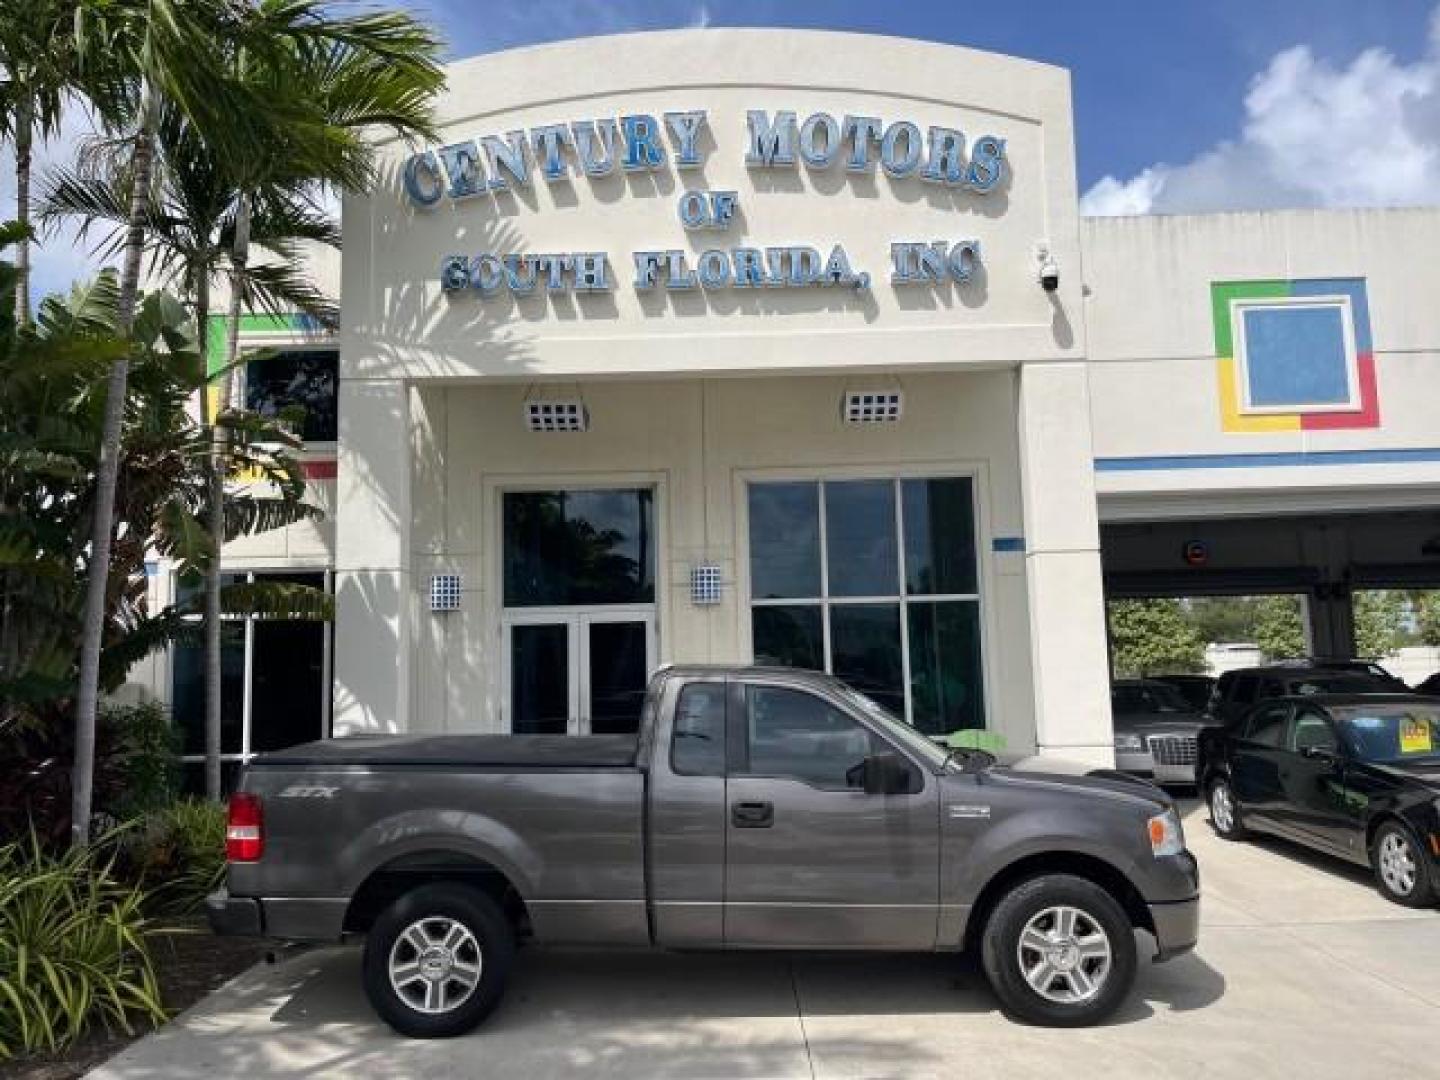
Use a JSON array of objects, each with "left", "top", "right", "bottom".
[
  {"left": 1149, "top": 896, "right": 1200, "bottom": 962},
  {"left": 206, "top": 888, "right": 263, "bottom": 937},
  {"left": 206, "top": 888, "right": 347, "bottom": 942}
]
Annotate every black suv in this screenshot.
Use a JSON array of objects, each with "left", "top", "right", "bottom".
[{"left": 1209, "top": 660, "right": 1407, "bottom": 727}]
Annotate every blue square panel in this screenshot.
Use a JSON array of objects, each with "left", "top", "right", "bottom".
[{"left": 1241, "top": 304, "right": 1351, "bottom": 408}]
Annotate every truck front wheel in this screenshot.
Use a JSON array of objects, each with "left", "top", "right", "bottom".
[
  {"left": 362, "top": 883, "right": 515, "bottom": 1038},
  {"left": 980, "top": 874, "right": 1137, "bottom": 1027}
]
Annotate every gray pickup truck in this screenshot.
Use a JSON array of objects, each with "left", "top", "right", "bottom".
[{"left": 209, "top": 665, "right": 1199, "bottom": 1034}]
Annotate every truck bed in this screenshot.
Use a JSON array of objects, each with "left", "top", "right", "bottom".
[{"left": 248, "top": 734, "right": 640, "bottom": 770}]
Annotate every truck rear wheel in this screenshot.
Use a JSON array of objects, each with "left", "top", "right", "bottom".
[
  {"left": 980, "top": 874, "right": 1137, "bottom": 1027},
  {"left": 362, "top": 883, "right": 514, "bottom": 1038}
]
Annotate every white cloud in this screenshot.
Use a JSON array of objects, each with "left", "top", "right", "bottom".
[
  {"left": 0, "top": 104, "right": 106, "bottom": 302},
  {"left": 1082, "top": 6, "right": 1440, "bottom": 216}
]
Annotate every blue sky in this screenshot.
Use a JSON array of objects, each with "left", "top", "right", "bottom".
[
  {"left": 10, "top": 1, "right": 1440, "bottom": 296},
  {"left": 407, "top": 0, "right": 1440, "bottom": 213}
]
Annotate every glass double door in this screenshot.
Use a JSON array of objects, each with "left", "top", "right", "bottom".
[{"left": 505, "top": 610, "right": 655, "bottom": 735}]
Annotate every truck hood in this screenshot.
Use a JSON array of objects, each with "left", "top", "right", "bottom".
[
  {"left": 986, "top": 756, "right": 1174, "bottom": 810},
  {"left": 1111, "top": 712, "right": 1210, "bottom": 737}
]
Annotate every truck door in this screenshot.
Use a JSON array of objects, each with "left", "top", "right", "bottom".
[
  {"left": 722, "top": 678, "right": 940, "bottom": 950},
  {"left": 646, "top": 676, "right": 729, "bottom": 947}
]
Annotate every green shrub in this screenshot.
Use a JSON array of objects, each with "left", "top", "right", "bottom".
[
  {"left": 0, "top": 832, "right": 167, "bottom": 1061},
  {"left": 104, "top": 700, "right": 181, "bottom": 821},
  {"left": 122, "top": 798, "right": 227, "bottom": 916}
]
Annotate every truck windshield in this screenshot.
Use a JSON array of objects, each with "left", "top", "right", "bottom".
[{"left": 834, "top": 685, "right": 951, "bottom": 772}]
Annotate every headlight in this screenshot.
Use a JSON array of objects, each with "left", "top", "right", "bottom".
[
  {"left": 1114, "top": 733, "right": 1144, "bottom": 753},
  {"left": 1148, "top": 808, "right": 1185, "bottom": 858}
]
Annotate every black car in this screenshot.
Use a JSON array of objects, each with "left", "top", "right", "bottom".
[
  {"left": 1150, "top": 674, "right": 1217, "bottom": 712},
  {"left": 1198, "top": 694, "right": 1440, "bottom": 907},
  {"left": 1207, "top": 663, "right": 1404, "bottom": 727}
]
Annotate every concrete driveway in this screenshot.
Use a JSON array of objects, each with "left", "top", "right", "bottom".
[{"left": 91, "top": 799, "right": 1440, "bottom": 1080}]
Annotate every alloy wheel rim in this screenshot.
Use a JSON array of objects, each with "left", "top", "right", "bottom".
[
  {"left": 1211, "top": 783, "right": 1234, "bottom": 833},
  {"left": 1378, "top": 833, "right": 1417, "bottom": 895},
  {"left": 1016, "top": 905, "right": 1113, "bottom": 1005},
  {"left": 388, "top": 916, "right": 483, "bottom": 1014}
]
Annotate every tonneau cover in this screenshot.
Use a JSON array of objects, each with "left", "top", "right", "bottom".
[{"left": 248, "top": 734, "right": 640, "bottom": 770}]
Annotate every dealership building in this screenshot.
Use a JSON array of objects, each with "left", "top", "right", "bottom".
[{"left": 139, "top": 30, "right": 1440, "bottom": 781}]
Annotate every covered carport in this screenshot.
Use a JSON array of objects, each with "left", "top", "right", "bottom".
[{"left": 1100, "top": 503, "right": 1440, "bottom": 660}]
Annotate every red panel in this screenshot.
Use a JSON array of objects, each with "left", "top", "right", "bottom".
[
  {"left": 300, "top": 459, "right": 337, "bottom": 479},
  {"left": 1301, "top": 353, "right": 1379, "bottom": 430}
]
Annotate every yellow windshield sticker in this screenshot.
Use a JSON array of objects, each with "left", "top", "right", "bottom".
[{"left": 1399, "top": 717, "right": 1433, "bottom": 755}]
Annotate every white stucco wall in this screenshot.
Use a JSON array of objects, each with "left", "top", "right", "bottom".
[
  {"left": 1083, "top": 209, "right": 1440, "bottom": 515},
  {"left": 328, "top": 29, "right": 1110, "bottom": 758}
]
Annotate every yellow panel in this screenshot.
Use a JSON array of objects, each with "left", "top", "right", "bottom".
[{"left": 1217, "top": 357, "right": 1301, "bottom": 432}]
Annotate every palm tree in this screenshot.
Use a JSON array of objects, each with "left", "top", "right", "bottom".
[
  {"left": 0, "top": 0, "right": 77, "bottom": 324},
  {"left": 196, "top": 5, "right": 440, "bottom": 798},
  {"left": 66, "top": 0, "right": 307, "bottom": 844},
  {"left": 43, "top": 104, "right": 340, "bottom": 800}
]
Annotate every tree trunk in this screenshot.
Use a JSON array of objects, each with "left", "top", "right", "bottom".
[
  {"left": 14, "top": 98, "right": 33, "bottom": 326},
  {"left": 204, "top": 193, "right": 252, "bottom": 799},
  {"left": 70, "top": 98, "right": 154, "bottom": 848},
  {"left": 195, "top": 274, "right": 225, "bottom": 802}
]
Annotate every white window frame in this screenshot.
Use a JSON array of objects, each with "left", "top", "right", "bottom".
[
  {"left": 485, "top": 474, "right": 668, "bottom": 734},
  {"left": 736, "top": 467, "right": 992, "bottom": 732},
  {"left": 174, "top": 566, "right": 333, "bottom": 768},
  {"left": 1231, "top": 295, "right": 1360, "bottom": 415}
]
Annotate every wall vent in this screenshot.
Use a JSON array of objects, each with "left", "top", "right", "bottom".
[
  {"left": 690, "top": 564, "right": 723, "bottom": 606},
  {"left": 842, "top": 390, "right": 903, "bottom": 424},
  {"left": 524, "top": 399, "right": 589, "bottom": 433}
]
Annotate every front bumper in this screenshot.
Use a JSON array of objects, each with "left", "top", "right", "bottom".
[
  {"left": 1149, "top": 896, "right": 1200, "bottom": 961},
  {"left": 206, "top": 887, "right": 263, "bottom": 937}
]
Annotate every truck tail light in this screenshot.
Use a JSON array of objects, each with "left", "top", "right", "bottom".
[{"left": 226, "top": 792, "right": 264, "bottom": 862}]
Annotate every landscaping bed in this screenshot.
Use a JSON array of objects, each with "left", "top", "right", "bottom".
[{"left": 0, "top": 919, "right": 267, "bottom": 1080}]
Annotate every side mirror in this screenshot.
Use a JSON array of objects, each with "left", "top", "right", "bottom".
[
  {"left": 1302, "top": 744, "right": 1340, "bottom": 764},
  {"left": 860, "top": 752, "right": 913, "bottom": 795}
]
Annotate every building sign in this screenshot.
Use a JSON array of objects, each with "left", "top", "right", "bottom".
[{"left": 402, "top": 109, "right": 1007, "bottom": 297}]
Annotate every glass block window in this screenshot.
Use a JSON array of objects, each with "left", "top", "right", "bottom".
[
  {"left": 747, "top": 477, "right": 985, "bottom": 735},
  {"left": 244, "top": 349, "right": 338, "bottom": 442}
]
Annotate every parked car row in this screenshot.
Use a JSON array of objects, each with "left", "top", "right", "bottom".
[{"left": 1109, "top": 658, "right": 1440, "bottom": 908}]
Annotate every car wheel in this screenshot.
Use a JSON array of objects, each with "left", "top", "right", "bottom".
[
  {"left": 362, "top": 883, "right": 515, "bottom": 1038},
  {"left": 1372, "top": 822, "right": 1436, "bottom": 908},
  {"left": 1207, "top": 777, "right": 1248, "bottom": 840},
  {"left": 980, "top": 874, "right": 1137, "bottom": 1027}
]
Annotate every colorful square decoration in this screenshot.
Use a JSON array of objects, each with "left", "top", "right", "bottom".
[{"left": 1211, "top": 278, "right": 1378, "bottom": 432}]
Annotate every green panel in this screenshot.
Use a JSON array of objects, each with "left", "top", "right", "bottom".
[
  {"left": 1209, "top": 280, "right": 1289, "bottom": 357},
  {"left": 205, "top": 313, "right": 313, "bottom": 375}
]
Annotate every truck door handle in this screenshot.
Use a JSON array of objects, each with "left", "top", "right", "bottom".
[{"left": 731, "top": 800, "right": 774, "bottom": 828}]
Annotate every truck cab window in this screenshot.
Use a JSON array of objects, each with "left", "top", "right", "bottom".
[
  {"left": 671, "top": 682, "right": 726, "bottom": 777},
  {"left": 742, "top": 685, "right": 877, "bottom": 790}
]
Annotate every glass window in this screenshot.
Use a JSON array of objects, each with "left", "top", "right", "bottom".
[
  {"left": 742, "top": 685, "right": 877, "bottom": 790},
  {"left": 910, "top": 602, "right": 984, "bottom": 734},
  {"left": 748, "top": 483, "right": 820, "bottom": 599},
  {"left": 244, "top": 350, "right": 338, "bottom": 442},
  {"left": 902, "top": 478, "right": 976, "bottom": 595},
  {"left": 171, "top": 570, "right": 331, "bottom": 786},
  {"left": 1336, "top": 706, "right": 1440, "bottom": 763},
  {"left": 510, "top": 623, "right": 569, "bottom": 734},
  {"left": 830, "top": 604, "right": 904, "bottom": 718},
  {"left": 825, "top": 480, "right": 897, "bottom": 597},
  {"left": 171, "top": 622, "right": 245, "bottom": 756},
  {"left": 1286, "top": 708, "right": 1336, "bottom": 755},
  {"left": 671, "top": 682, "right": 726, "bottom": 776},
  {"left": 587, "top": 621, "right": 648, "bottom": 735},
  {"left": 1231, "top": 675, "right": 1259, "bottom": 704},
  {"left": 1245, "top": 704, "right": 1289, "bottom": 747},
  {"left": 250, "top": 621, "right": 326, "bottom": 752},
  {"left": 503, "top": 489, "right": 655, "bottom": 607},
  {"left": 747, "top": 477, "right": 984, "bottom": 735},
  {"left": 752, "top": 605, "right": 824, "bottom": 670}
]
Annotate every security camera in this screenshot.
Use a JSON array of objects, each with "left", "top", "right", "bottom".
[{"left": 1036, "top": 242, "right": 1059, "bottom": 292}]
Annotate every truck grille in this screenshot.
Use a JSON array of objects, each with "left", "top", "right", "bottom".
[{"left": 1147, "top": 734, "right": 1197, "bottom": 767}]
